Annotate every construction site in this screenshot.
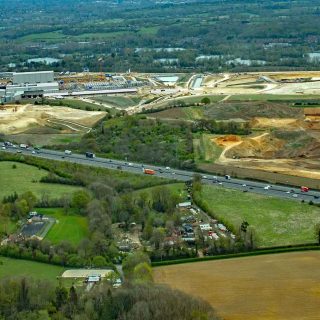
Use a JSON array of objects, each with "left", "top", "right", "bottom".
[{"left": 2, "top": 70, "right": 320, "bottom": 182}]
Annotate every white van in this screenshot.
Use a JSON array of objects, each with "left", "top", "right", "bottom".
[{"left": 64, "top": 150, "right": 72, "bottom": 155}]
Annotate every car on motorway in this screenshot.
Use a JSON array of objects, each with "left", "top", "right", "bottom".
[
  {"left": 1, "top": 146, "right": 5, "bottom": 150},
  {"left": 165, "top": 166, "right": 171, "bottom": 170},
  {"left": 264, "top": 185, "right": 271, "bottom": 190},
  {"left": 128, "top": 162, "right": 133, "bottom": 166},
  {"left": 242, "top": 184, "right": 247, "bottom": 187},
  {"left": 286, "top": 191, "right": 291, "bottom": 194},
  {"left": 202, "top": 175, "right": 207, "bottom": 179},
  {"left": 218, "top": 182, "right": 223, "bottom": 185},
  {"left": 172, "top": 172, "right": 176, "bottom": 175},
  {"left": 16, "top": 150, "right": 22, "bottom": 153},
  {"left": 85, "top": 152, "right": 95, "bottom": 158},
  {"left": 292, "top": 194, "right": 298, "bottom": 198},
  {"left": 32, "top": 151, "right": 36, "bottom": 154}
]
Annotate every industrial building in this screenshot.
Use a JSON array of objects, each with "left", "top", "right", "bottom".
[
  {"left": 0, "top": 71, "right": 59, "bottom": 103},
  {"left": 12, "top": 71, "right": 55, "bottom": 84}
]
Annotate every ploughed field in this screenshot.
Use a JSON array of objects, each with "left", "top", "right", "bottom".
[{"left": 154, "top": 251, "right": 320, "bottom": 320}]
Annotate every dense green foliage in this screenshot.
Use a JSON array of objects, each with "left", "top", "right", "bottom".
[
  {"left": 0, "top": 276, "right": 220, "bottom": 320},
  {"left": 2, "top": 0, "right": 320, "bottom": 72},
  {"left": 64, "top": 115, "right": 195, "bottom": 169}
]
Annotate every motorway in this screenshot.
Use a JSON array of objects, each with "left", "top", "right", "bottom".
[{"left": 1, "top": 146, "right": 320, "bottom": 204}]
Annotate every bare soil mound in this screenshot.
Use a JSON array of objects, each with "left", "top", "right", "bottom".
[
  {"left": 0, "top": 104, "right": 106, "bottom": 134},
  {"left": 225, "top": 130, "right": 320, "bottom": 160},
  {"left": 214, "top": 135, "right": 242, "bottom": 147},
  {"left": 225, "top": 133, "right": 284, "bottom": 158},
  {"left": 250, "top": 117, "right": 302, "bottom": 129}
]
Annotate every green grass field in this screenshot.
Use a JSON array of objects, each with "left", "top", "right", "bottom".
[
  {"left": 19, "top": 30, "right": 131, "bottom": 43},
  {"left": 194, "top": 134, "right": 222, "bottom": 163},
  {"left": 0, "top": 216, "right": 17, "bottom": 235},
  {"left": 0, "top": 257, "right": 65, "bottom": 282},
  {"left": 5, "top": 133, "right": 82, "bottom": 147},
  {"left": 0, "top": 161, "right": 82, "bottom": 199},
  {"left": 228, "top": 94, "right": 320, "bottom": 101},
  {"left": 39, "top": 208, "right": 89, "bottom": 245},
  {"left": 131, "top": 183, "right": 186, "bottom": 201},
  {"left": 197, "top": 185, "right": 320, "bottom": 247},
  {"left": 44, "top": 98, "right": 104, "bottom": 111},
  {"left": 176, "top": 95, "right": 224, "bottom": 104},
  {"left": 92, "top": 95, "right": 143, "bottom": 108}
]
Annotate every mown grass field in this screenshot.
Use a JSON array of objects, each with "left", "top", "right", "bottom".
[
  {"left": 154, "top": 251, "right": 320, "bottom": 320},
  {"left": 197, "top": 185, "right": 320, "bottom": 247},
  {"left": 0, "top": 161, "right": 82, "bottom": 199},
  {"left": 39, "top": 208, "right": 89, "bottom": 245},
  {"left": 0, "top": 257, "right": 65, "bottom": 282}
]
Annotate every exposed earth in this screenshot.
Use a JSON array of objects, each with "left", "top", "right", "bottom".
[{"left": 0, "top": 104, "right": 106, "bottom": 135}]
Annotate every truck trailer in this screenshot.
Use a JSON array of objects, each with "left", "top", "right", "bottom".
[{"left": 143, "top": 168, "right": 155, "bottom": 175}]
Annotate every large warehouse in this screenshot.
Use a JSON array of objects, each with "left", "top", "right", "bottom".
[
  {"left": 12, "top": 71, "right": 55, "bottom": 84},
  {"left": 1, "top": 71, "right": 59, "bottom": 102}
]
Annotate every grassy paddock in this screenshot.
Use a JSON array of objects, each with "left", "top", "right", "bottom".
[
  {"left": 195, "top": 185, "right": 320, "bottom": 247},
  {"left": 39, "top": 208, "right": 89, "bottom": 245},
  {"left": 130, "top": 183, "right": 186, "bottom": 201},
  {"left": 0, "top": 257, "right": 65, "bottom": 282},
  {"left": 0, "top": 161, "right": 82, "bottom": 199}
]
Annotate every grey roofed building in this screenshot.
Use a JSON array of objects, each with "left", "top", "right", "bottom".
[{"left": 12, "top": 71, "right": 54, "bottom": 85}]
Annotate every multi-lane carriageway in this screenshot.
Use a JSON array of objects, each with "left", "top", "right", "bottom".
[{"left": 1, "top": 146, "right": 320, "bottom": 204}]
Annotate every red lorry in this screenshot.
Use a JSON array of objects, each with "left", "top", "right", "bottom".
[
  {"left": 301, "top": 186, "right": 309, "bottom": 192},
  {"left": 144, "top": 168, "right": 155, "bottom": 175}
]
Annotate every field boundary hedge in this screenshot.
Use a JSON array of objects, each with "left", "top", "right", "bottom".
[{"left": 152, "top": 244, "right": 320, "bottom": 267}]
